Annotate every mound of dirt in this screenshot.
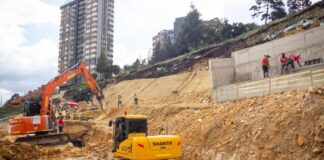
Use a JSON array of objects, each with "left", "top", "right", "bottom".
[
  {"left": 63, "top": 121, "right": 94, "bottom": 139},
  {"left": 0, "top": 125, "right": 7, "bottom": 138},
  {"left": 0, "top": 140, "right": 60, "bottom": 160},
  {"left": 78, "top": 101, "right": 89, "bottom": 112},
  {"left": 51, "top": 120, "right": 113, "bottom": 159},
  {"left": 81, "top": 128, "right": 113, "bottom": 159}
]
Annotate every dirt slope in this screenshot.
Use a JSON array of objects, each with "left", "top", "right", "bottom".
[
  {"left": 100, "top": 69, "right": 323, "bottom": 159},
  {"left": 103, "top": 69, "right": 211, "bottom": 108},
  {"left": 103, "top": 88, "right": 324, "bottom": 160}
]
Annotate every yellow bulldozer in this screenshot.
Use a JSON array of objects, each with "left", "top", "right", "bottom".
[{"left": 110, "top": 115, "right": 182, "bottom": 160}]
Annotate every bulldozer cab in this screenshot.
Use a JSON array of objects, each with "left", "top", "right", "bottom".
[{"left": 112, "top": 115, "right": 148, "bottom": 151}]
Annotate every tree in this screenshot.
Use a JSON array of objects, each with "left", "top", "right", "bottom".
[
  {"left": 250, "top": 0, "right": 287, "bottom": 24},
  {"left": 151, "top": 41, "right": 164, "bottom": 63},
  {"left": 220, "top": 19, "right": 235, "bottom": 40},
  {"left": 287, "top": 0, "right": 312, "bottom": 13},
  {"left": 270, "top": 0, "right": 287, "bottom": 20},
  {"left": 163, "top": 37, "right": 175, "bottom": 59},
  {"left": 175, "top": 4, "right": 204, "bottom": 55},
  {"left": 112, "top": 65, "right": 121, "bottom": 75},
  {"left": 96, "top": 52, "right": 109, "bottom": 75},
  {"left": 96, "top": 52, "right": 121, "bottom": 79},
  {"left": 133, "top": 58, "right": 141, "bottom": 71},
  {"left": 141, "top": 59, "right": 147, "bottom": 65},
  {"left": 123, "top": 58, "right": 146, "bottom": 73},
  {"left": 203, "top": 18, "right": 259, "bottom": 44},
  {"left": 123, "top": 64, "right": 132, "bottom": 72},
  {"left": 105, "top": 65, "right": 121, "bottom": 78}
]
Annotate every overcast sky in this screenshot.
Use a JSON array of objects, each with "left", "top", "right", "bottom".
[{"left": 0, "top": 0, "right": 313, "bottom": 105}]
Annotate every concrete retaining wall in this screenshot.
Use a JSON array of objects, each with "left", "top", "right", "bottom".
[
  {"left": 209, "top": 58, "right": 235, "bottom": 87},
  {"left": 232, "top": 26, "right": 324, "bottom": 82},
  {"left": 214, "top": 83, "right": 237, "bottom": 101},
  {"left": 215, "top": 66, "right": 324, "bottom": 102}
]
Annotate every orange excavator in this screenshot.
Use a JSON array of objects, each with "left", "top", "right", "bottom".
[{"left": 9, "top": 61, "right": 104, "bottom": 145}]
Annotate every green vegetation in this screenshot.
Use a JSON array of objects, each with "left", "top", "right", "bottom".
[
  {"left": 250, "top": 0, "right": 287, "bottom": 24},
  {"left": 0, "top": 104, "right": 23, "bottom": 119},
  {"left": 287, "top": 0, "right": 312, "bottom": 13},
  {"left": 96, "top": 52, "right": 121, "bottom": 80},
  {"left": 122, "top": 0, "right": 318, "bottom": 79},
  {"left": 123, "top": 58, "right": 147, "bottom": 73},
  {"left": 149, "top": 4, "right": 259, "bottom": 65}
]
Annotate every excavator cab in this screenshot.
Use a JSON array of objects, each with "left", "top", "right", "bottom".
[
  {"left": 112, "top": 115, "right": 148, "bottom": 151},
  {"left": 23, "top": 101, "right": 41, "bottom": 117}
]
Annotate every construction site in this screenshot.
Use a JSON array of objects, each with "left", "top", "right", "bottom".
[
  {"left": 1, "top": 67, "right": 324, "bottom": 159},
  {"left": 0, "top": 1, "right": 324, "bottom": 160}
]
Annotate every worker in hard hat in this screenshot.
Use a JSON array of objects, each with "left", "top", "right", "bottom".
[{"left": 134, "top": 93, "right": 138, "bottom": 105}]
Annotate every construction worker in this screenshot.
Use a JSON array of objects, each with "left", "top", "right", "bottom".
[
  {"left": 280, "top": 53, "right": 288, "bottom": 74},
  {"left": 159, "top": 127, "right": 166, "bottom": 135},
  {"left": 66, "top": 110, "right": 70, "bottom": 120},
  {"left": 134, "top": 93, "right": 138, "bottom": 105},
  {"left": 286, "top": 53, "right": 302, "bottom": 71},
  {"left": 118, "top": 95, "right": 122, "bottom": 107},
  {"left": 57, "top": 113, "right": 64, "bottom": 133},
  {"left": 262, "top": 55, "right": 270, "bottom": 78}
]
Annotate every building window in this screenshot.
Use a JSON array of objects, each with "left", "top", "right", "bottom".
[{"left": 90, "top": 48, "right": 96, "bottom": 52}]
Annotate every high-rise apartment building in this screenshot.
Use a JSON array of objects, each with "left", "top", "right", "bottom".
[{"left": 58, "top": 0, "right": 114, "bottom": 74}]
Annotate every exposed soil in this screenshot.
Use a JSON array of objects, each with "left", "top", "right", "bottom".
[{"left": 1, "top": 70, "right": 323, "bottom": 160}]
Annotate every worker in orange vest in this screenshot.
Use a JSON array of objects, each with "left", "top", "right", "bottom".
[
  {"left": 280, "top": 53, "right": 288, "bottom": 74},
  {"left": 262, "top": 55, "right": 270, "bottom": 78},
  {"left": 286, "top": 53, "right": 302, "bottom": 70}
]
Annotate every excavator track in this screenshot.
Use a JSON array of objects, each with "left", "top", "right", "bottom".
[{"left": 15, "top": 133, "right": 71, "bottom": 146}]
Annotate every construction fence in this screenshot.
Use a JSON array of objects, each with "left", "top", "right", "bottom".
[{"left": 214, "top": 66, "right": 324, "bottom": 102}]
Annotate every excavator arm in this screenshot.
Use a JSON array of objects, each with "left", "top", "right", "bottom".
[{"left": 41, "top": 61, "right": 104, "bottom": 117}]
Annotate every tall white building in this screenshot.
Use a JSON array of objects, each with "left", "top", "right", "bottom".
[
  {"left": 58, "top": 0, "right": 114, "bottom": 74},
  {"left": 152, "top": 30, "right": 175, "bottom": 49}
]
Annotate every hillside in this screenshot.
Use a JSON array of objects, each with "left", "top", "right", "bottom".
[
  {"left": 0, "top": 104, "right": 23, "bottom": 119},
  {"left": 100, "top": 69, "right": 324, "bottom": 160},
  {"left": 119, "top": 1, "right": 324, "bottom": 80},
  {"left": 103, "top": 69, "right": 211, "bottom": 108}
]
